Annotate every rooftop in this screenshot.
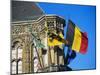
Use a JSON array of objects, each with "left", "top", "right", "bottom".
[{"left": 11, "top": 0, "right": 44, "bottom": 21}]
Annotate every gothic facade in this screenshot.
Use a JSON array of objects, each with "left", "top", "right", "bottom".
[
  {"left": 11, "top": 1, "right": 66, "bottom": 75},
  {"left": 11, "top": 15, "right": 65, "bottom": 74}
]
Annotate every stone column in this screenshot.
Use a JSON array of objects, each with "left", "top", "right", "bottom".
[{"left": 50, "top": 46, "right": 55, "bottom": 65}]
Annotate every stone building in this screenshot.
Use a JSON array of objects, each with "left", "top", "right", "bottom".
[{"left": 11, "top": 1, "right": 66, "bottom": 75}]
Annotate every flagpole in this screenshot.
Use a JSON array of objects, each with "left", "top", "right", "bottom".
[{"left": 28, "top": 25, "right": 44, "bottom": 71}]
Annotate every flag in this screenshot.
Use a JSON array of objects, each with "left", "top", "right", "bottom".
[
  {"left": 64, "top": 48, "right": 76, "bottom": 65},
  {"left": 47, "top": 32, "right": 65, "bottom": 46},
  {"left": 66, "top": 20, "right": 88, "bottom": 54}
]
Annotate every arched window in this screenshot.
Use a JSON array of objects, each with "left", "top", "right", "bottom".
[
  {"left": 33, "top": 46, "right": 39, "bottom": 72},
  {"left": 12, "top": 61, "right": 16, "bottom": 74},
  {"left": 42, "top": 48, "right": 48, "bottom": 66},
  {"left": 11, "top": 41, "right": 23, "bottom": 74},
  {"left": 18, "top": 60, "right": 22, "bottom": 73},
  {"left": 18, "top": 47, "right": 22, "bottom": 59},
  {"left": 12, "top": 49, "right": 16, "bottom": 59}
]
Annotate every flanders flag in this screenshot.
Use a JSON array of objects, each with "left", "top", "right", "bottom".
[
  {"left": 47, "top": 32, "right": 64, "bottom": 46},
  {"left": 66, "top": 20, "right": 88, "bottom": 54}
]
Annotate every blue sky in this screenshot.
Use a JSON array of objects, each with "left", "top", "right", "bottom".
[{"left": 37, "top": 2, "right": 96, "bottom": 70}]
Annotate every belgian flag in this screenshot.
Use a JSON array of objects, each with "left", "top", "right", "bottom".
[{"left": 66, "top": 20, "right": 88, "bottom": 54}]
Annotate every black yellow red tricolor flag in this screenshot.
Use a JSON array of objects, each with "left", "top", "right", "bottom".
[{"left": 66, "top": 20, "right": 88, "bottom": 54}]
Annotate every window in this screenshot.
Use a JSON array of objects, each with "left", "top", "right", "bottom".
[
  {"left": 47, "top": 21, "right": 54, "bottom": 28},
  {"left": 18, "top": 60, "right": 22, "bottom": 73},
  {"left": 61, "top": 24, "right": 63, "bottom": 30},
  {"left": 12, "top": 61, "right": 16, "bottom": 74},
  {"left": 12, "top": 49, "right": 16, "bottom": 59},
  {"left": 18, "top": 47, "right": 22, "bottom": 59},
  {"left": 33, "top": 46, "right": 39, "bottom": 72},
  {"left": 11, "top": 41, "right": 23, "bottom": 74}
]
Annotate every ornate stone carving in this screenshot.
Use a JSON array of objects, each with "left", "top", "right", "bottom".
[{"left": 12, "top": 25, "right": 25, "bottom": 35}]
